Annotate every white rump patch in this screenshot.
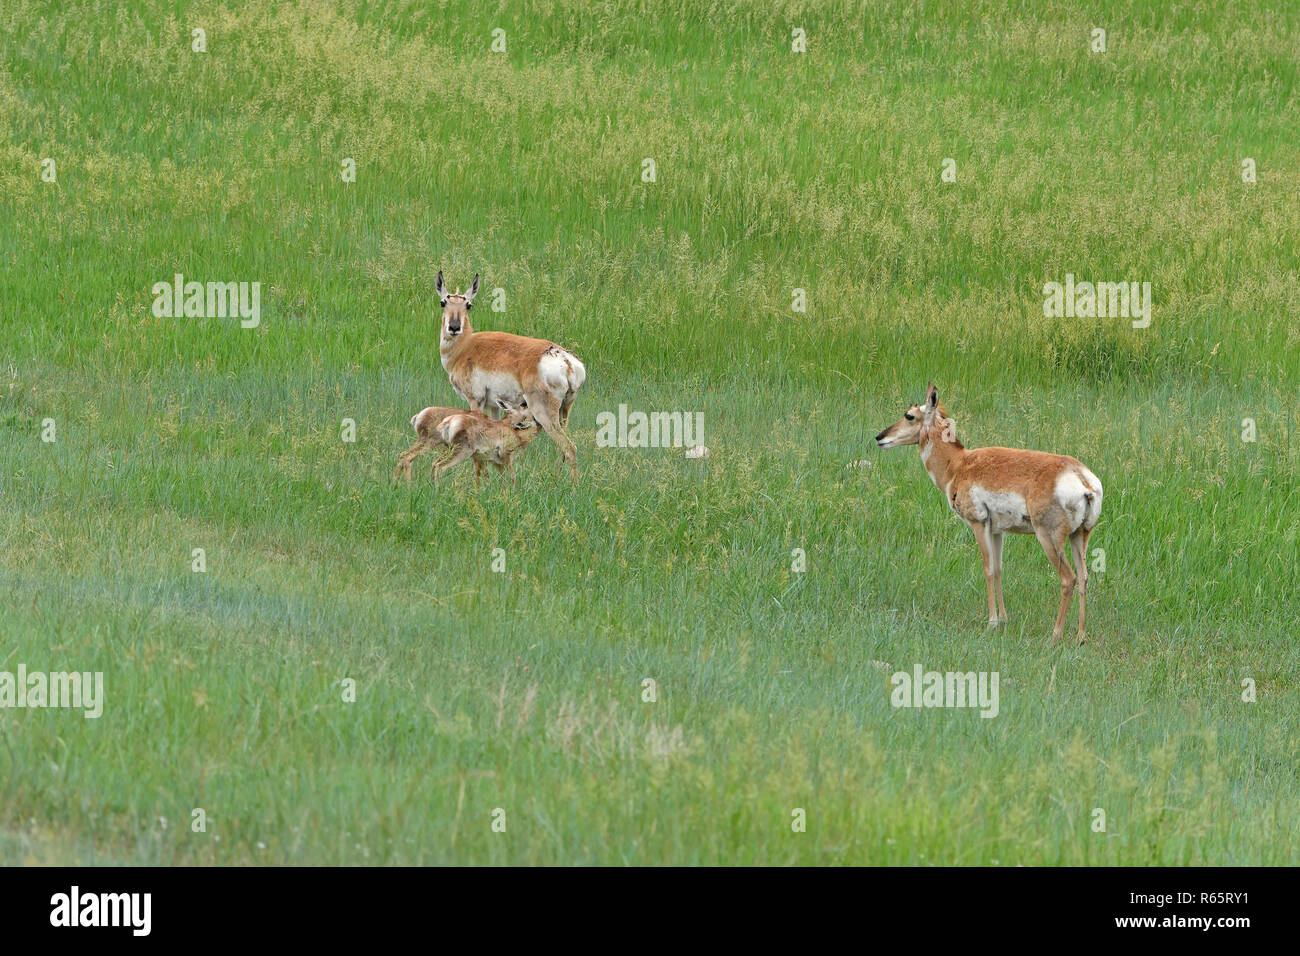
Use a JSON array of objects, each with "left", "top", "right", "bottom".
[
  {"left": 1061, "top": 466, "right": 1104, "bottom": 530},
  {"left": 538, "top": 347, "right": 586, "bottom": 397},
  {"left": 437, "top": 415, "right": 467, "bottom": 444},
  {"left": 1055, "top": 468, "right": 1103, "bottom": 531}
]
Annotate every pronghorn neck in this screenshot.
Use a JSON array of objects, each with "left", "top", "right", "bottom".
[
  {"left": 439, "top": 319, "right": 473, "bottom": 368},
  {"left": 919, "top": 419, "right": 965, "bottom": 490}
]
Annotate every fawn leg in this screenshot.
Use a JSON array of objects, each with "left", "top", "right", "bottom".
[
  {"left": 394, "top": 437, "right": 430, "bottom": 482},
  {"left": 432, "top": 444, "right": 474, "bottom": 482}
]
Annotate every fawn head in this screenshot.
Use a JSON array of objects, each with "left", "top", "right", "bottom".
[{"left": 496, "top": 398, "right": 538, "bottom": 442}]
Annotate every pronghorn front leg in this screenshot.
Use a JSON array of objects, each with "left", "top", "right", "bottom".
[
  {"left": 968, "top": 520, "right": 1000, "bottom": 628},
  {"left": 990, "top": 529, "right": 1007, "bottom": 624},
  {"left": 1034, "top": 523, "right": 1077, "bottom": 646},
  {"left": 431, "top": 444, "right": 474, "bottom": 482}
]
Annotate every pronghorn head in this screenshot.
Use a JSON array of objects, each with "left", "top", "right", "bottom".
[
  {"left": 875, "top": 384, "right": 943, "bottom": 448},
  {"left": 436, "top": 271, "right": 480, "bottom": 339},
  {"left": 496, "top": 397, "right": 537, "bottom": 434}
]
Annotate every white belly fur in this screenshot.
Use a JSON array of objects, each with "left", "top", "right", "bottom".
[
  {"left": 969, "top": 485, "right": 1034, "bottom": 533},
  {"left": 465, "top": 369, "right": 528, "bottom": 408},
  {"left": 461, "top": 349, "right": 585, "bottom": 408}
]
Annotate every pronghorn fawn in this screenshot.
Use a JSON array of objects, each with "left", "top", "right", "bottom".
[
  {"left": 436, "top": 272, "right": 586, "bottom": 482},
  {"left": 875, "top": 385, "right": 1103, "bottom": 646},
  {"left": 394, "top": 401, "right": 538, "bottom": 484}
]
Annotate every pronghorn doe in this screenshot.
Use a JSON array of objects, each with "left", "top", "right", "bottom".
[
  {"left": 436, "top": 272, "right": 586, "bottom": 482},
  {"left": 875, "top": 385, "right": 1103, "bottom": 645},
  {"left": 394, "top": 401, "right": 538, "bottom": 484}
]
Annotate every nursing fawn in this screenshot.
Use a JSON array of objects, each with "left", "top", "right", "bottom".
[
  {"left": 875, "top": 385, "right": 1103, "bottom": 646},
  {"left": 430, "top": 400, "right": 539, "bottom": 484}
]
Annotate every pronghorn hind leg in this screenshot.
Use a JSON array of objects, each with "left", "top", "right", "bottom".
[
  {"left": 968, "top": 521, "right": 999, "bottom": 628},
  {"left": 1034, "top": 522, "right": 1077, "bottom": 646},
  {"left": 530, "top": 391, "right": 578, "bottom": 483},
  {"left": 395, "top": 437, "right": 431, "bottom": 483},
  {"left": 990, "top": 530, "right": 1007, "bottom": 624},
  {"left": 1070, "top": 526, "right": 1093, "bottom": 645}
]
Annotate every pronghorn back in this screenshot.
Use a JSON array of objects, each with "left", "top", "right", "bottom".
[
  {"left": 950, "top": 448, "right": 1102, "bottom": 535},
  {"left": 454, "top": 332, "right": 586, "bottom": 407},
  {"left": 410, "top": 406, "right": 464, "bottom": 437}
]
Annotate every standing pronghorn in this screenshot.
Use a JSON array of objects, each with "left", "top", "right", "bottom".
[
  {"left": 875, "top": 385, "right": 1103, "bottom": 645},
  {"left": 435, "top": 272, "right": 586, "bottom": 482}
]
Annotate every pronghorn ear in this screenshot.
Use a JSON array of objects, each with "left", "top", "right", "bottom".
[
  {"left": 927, "top": 384, "right": 939, "bottom": 409},
  {"left": 436, "top": 271, "right": 447, "bottom": 306},
  {"left": 464, "top": 273, "right": 480, "bottom": 307},
  {"left": 495, "top": 397, "right": 511, "bottom": 411}
]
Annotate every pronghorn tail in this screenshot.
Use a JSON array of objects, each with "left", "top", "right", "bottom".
[{"left": 1077, "top": 466, "right": 1104, "bottom": 530}]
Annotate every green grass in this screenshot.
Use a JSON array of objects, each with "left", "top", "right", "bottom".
[{"left": 1, "top": 0, "right": 1298, "bottom": 864}]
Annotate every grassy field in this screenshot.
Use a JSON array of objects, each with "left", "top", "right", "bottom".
[{"left": 1, "top": 0, "right": 1298, "bottom": 865}]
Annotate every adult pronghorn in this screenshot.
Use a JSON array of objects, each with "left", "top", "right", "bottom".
[
  {"left": 436, "top": 272, "right": 586, "bottom": 482},
  {"left": 875, "top": 385, "right": 1103, "bottom": 645}
]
